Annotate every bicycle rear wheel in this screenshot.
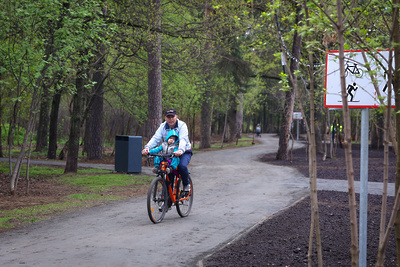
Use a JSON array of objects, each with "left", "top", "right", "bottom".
[
  {"left": 147, "top": 176, "right": 167, "bottom": 223},
  {"left": 176, "top": 175, "right": 193, "bottom": 217}
]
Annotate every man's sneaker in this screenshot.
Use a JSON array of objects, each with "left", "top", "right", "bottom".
[{"left": 183, "top": 184, "right": 191, "bottom": 192}]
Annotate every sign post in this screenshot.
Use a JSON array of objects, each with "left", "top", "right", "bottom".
[
  {"left": 325, "top": 50, "right": 394, "bottom": 267},
  {"left": 293, "top": 112, "right": 303, "bottom": 140},
  {"left": 359, "top": 108, "right": 369, "bottom": 265}
]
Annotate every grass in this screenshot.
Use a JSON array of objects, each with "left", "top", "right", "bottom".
[
  {"left": 0, "top": 195, "right": 124, "bottom": 228},
  {"left": 0, "top": 135, "right": 259, "bottom": 232},
  {"left": 0, "top": 164, "right": 65, "bottom": 177},
  {"left": 0, "top": 164, "right": 153, "bottom": 231},
  {"left": 62, "top": 173, "right": 152, "bottom": 192}
]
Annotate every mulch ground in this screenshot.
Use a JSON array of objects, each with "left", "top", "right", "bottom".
[{"left": 202, "top": 142, "right": 398, "bottom": 267}]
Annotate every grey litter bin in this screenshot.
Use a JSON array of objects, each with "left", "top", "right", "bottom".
[{"left": 115, "top": 135, "right": 142, "bottom": 173}]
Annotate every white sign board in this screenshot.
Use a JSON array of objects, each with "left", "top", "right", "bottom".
[
  {"left": 325, "top": 50, "right": 395, "bottom": 108},
  {"left": 293, "top": 112, "right": 303, "bottom": 120}
]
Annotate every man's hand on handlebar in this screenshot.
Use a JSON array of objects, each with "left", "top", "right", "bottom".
[
  {"left": 174, "top": 150, "right": 183, "bottom": 157},
  {"left": 142, "top": 147, "right": 149, "bottom": 155}
]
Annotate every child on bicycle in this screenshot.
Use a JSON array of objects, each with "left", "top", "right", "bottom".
[{"left": 149, "top": 129, "right": 180, "bottom": 174}]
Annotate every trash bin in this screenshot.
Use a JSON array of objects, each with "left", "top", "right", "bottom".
[{"left": 115, "top": 135, "right": 142, "bottom": 173}]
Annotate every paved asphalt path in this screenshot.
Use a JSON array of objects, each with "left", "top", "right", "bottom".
[{"left": 0, "top": 134, "right": 394, "bottom": 266}]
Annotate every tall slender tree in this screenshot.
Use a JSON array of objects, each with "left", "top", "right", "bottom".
[
  {"left": 65, "top": 65, "right": 86, "bottom": 173},
  {"left": 392, "top": 0, "right": 400, "bottom": 264},
  {"left": 335, "top": 1, "right": 359, "bottom": 264},
  {"left": 86, "top": 2, "right": 108, "bottom": 160},
  {"left": 276, "top": 1, "right": 303, "bottom": 160},
  {"left": 145, "top": 0, "right": 162, "bottom": 140},
  {"left": 47, "top": 88, "right": 62, "bottom": 159},
  {"left": 303, "top": 3, "right": 323, "bottom": 265},
  {"left": 199, "top": 2, "right": 214, "bottom": 149}
]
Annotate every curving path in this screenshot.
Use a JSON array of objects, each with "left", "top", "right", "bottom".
[{"left": 0, "top": 134, "right": 351, "bottom": 266}]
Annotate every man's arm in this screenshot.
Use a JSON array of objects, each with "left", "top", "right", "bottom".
[
  {"left": 145, "top": 122, "right": 165, "bottom": 149},
  {"left": 177, "top": 121, "right": 189, "bottom": 153}
]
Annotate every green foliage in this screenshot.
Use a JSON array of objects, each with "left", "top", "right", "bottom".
[
  {"left": 0, "top": 0, "right": 396, "bottom": 159},
  {"left": 1, "top": 124, "right": 27, "bottom": 145}
]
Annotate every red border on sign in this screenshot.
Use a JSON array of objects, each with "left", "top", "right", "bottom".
[{"left": 324, "top": 49, "right": 394, "bottom": 109}]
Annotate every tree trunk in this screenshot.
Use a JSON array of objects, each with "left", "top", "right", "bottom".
[
  {"left": 227, "top": 92, "right": 237, "bottom": 142},
  {"left": 199, "top": 2, "right": 213, "bottom": 149},
  {"left": 10, "top": 86, "right": 41, "bottom": 194},
  {"left": 65, "top": 69, "right": 85, "bottom": 173},
  {"left": 86, "top": 2, "right": 107, "bottom": 160},
  {"left": 87, "top": 68, "right": 104, "bottom": 160},
  {"left": 276, "top": 3, "right": 302, "bottom": 160},
  {"left": 336, "top": 1, "right": 358, "bottom": 265},
  {"left": 392, "top": 1, "right": 400, "bottom": 264},
  {"left": 303, "top": 3, "right": 323, "bottom": 265},
  {"left": 45, "top": 3, "right": 69, "bottom": 158},
  {"left": 35, "top": 88, "right": 50, "bottom": 152},
  {"left": 87, "top": 7, "right": 107, "bottom": 160},
  {"left": 235, "top": 92, "right": 244, "bottom": 139},
  {"left": 35, "top": 12, "right": 61, "bottom": 153},
  {"left": 376, "top": 49, "right": 394, "bottom": 266},
  {"left": 276, "top": 99, "right": 293, "bottom": 160},
  {"left": 221, "top": 91, "right": 230, "bottom": 147},
  {"left": 145, "top": 0, "right": 162, "bottom": 141},
  {"left": 47, "top": 89, "right": 62, "bottom": 159},
  {"left": 199, "top": 86, "right": 212, "bottom": 149}
]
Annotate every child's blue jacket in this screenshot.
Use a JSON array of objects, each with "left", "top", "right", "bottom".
[{"left": 149, "top": 130, "right": 180, "bottom": 170}]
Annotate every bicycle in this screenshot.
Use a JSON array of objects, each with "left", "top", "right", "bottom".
[
  {"left": 146, "top": 153, "right": 193, "bottom": 224},
  {"left": 345, "top": 60, "right": 363, "bottom": 78}
]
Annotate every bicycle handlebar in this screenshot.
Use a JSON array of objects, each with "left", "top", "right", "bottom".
[{"left": 147, "top": 153, "right": 176, "bottom": 158}]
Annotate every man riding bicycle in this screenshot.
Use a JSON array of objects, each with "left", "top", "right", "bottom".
[{"left": 142, "top": 109, "right": 192, "bottom": 192}]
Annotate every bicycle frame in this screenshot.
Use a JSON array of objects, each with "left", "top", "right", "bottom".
[
  {"left": 159, "top": 159, "right": 189, "bottom": 205},
  {"left": 146, "top": 153, "right": 193, "bottom": 223}
]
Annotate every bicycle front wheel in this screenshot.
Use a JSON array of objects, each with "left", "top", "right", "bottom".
[
  {"left": 355, "top": 69, "right": 363, "bottom": 78},
  {"left": 176, "top": 175, "right": 193, "bottom": 217},
  {"left": 147, "top": 176, "right": 167, "bottom": 223}
]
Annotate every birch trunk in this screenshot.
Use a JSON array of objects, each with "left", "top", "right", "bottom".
[{"left": 336, "top": 1, "right": 359, "bottom": 265}]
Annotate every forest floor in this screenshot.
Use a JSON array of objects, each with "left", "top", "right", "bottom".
[{"left": 202, "top": 142, "right": 398, "bottom": 266}]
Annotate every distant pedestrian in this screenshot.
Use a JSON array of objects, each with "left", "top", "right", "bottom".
[{"left": 255, "top": 124, "right": 261, "bottom": 137}]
